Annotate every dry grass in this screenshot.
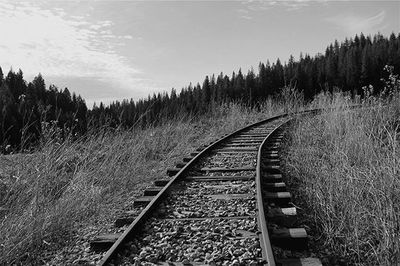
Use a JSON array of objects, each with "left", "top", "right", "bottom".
[
  {"left": 285, "top": 91, "right": 400, "bottom": 265},
  {"left": 2, "top": 81, "right": 398, "bottom": 265},
  {"left": 0, "top": 102, "right": 289, "bottom": 264}
]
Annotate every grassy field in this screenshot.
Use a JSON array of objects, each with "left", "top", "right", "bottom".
[
  {"left": 285, "top": 88, "right": 400, "bottom": 265},
  {"left": 1, "top": 75, "right": 398, "bottom": 265},
  {"left": 0, "top": 101, "right": 290, "bottom": 264}
]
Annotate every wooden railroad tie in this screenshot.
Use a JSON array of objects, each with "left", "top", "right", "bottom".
[
  {"left": 263, "top": 173, "right": 283, "bottom": 182},
  {"left": 267, "top": 207, "right": 297, "bottom": 227},
  {"left": 264, "top": 182, "right": 286, "bottom": 192},
  {"left": 143, "top": 187, "right": 162, "bottom": 196},
  {"left": 185, "top": 175, "right": 255, "bottom": 182},
  {"left": 153, "top": 179, "right": 169, "bottom": 186},
  {"left": 90, "top": 233, "right": 120, "bottom": 251},
  {"left": 265, "top": 191, "right": 292, "bottom": 205},
  {"left": 199, "top": 166, "right": 255, "bottom": 172},
  {"left": 270, "top": 228, "right": 308, "bottom": 250},
  {"left": 93, "top": 116, "right": 325, "bottom": 266},
  {"left": 263, "top": 165, "right": 281, "bottom": 174},
  {"left": 276, "top": 258, "right": 322, "bottom": 266},
  {"left": 133, "top": 196, "right": 154, "bottom": 207}
]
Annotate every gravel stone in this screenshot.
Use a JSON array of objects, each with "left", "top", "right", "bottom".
[
  {"left": 196, "top": 153, "right": 257, "bottom": 168},
  {"left": 118, "top": 218, "right": 261, "bottom": 265},
  {"left": 154, "top": 181, "right": 257, "bottom": 218}
]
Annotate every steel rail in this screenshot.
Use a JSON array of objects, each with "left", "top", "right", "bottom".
[
  {"left": 98, "top": 107, "right": 337, "bottom": 265},
  {"left": 253, "top": 105, "right": 363, "bottom": 266},
  {"left": 98, "top": 112, "right": 289, "bottom": 265},
  {"left": 97, "top": 106, "right": 346, "bottom": 265},
  {"left": 256, "top": 118, "right": 292, "bottom": 266},
  {"left": 98, "top": 106, "right": 349, "bottom": 265}
]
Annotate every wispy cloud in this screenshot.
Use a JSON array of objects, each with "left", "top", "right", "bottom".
[
  {"left": 326, "top": 11, "right": 386, "bottom": 35},
  {"left": 0, "top": 1, "right": 141, "bottom": 93},
  {"left": 241, "top": 0, "right": 327, "bottom": 12}
]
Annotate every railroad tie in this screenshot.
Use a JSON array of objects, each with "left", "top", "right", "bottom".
[
  {"left": 133, "top": 196, "right": 154, "bottom": 207},
  {"left": 153, "top": 179, "right": 170, "bottom": 186},
  {"left": 215, "top": 150, "right": 259, "bottom": 154},
  {"left": 267, "top": 207, "right": 297, "bottom": 227},
  {"left": 268, "top": 206, "right": 297, "bottom": 216},
  {"left": 270, "top": 228, "right": 308, "bottom": 250},
  {"left": 231, "top": 138, "right": 266, "bottom": 141},
  {"left": 263, "top": 173, "right": 283, "bottom": 182},
  {"left": 264, "top": 150, "right": 281, "bottom": 156},
  {"left": 222, "top": 143, "right": 260, "bottom": 147},
  {"left": 199, "top": 166, "right": 255, "bottom": 172},
  {"left": 185, "top": 175, "right": 255, "bottom": 182},
  {"left": 264, "top": 149, "right": 279, "bottom": 154},
  {"left": 263, "top": 165, "right": 281, "bottom": 174},
  {"left": 175, "top": 162, "right": 186, "bottom": 168},
  {"left": 165, "top": 161, "right": 188, "bottom": 176},
  {"left": 269, "top": 136, "right": 284, "bottom": 139},
  {"left": 114, "top": 210, "right": 141, "bottom": 227},
  {"left": 266, "top": 143, "right": 281, "bottom": 148},
  {"left": 167, "top": 168, "right": 180, "bottom": 176},
  {"left": 265, "top": 191, "right": 292, "bottom": 205},
  {"left": 143, "top": 187, "right": 162, "bottom": 196},
  {"left": 264, "top": 182, "right": 286, "bottom": 192},
  {"left": 263, "top": 158, "right": 280, "bottom": 164},
  {"left": 95, "top": 115, "right": 324, "bottom": 265},
  {"left": 266, "top": 141, "right": 282, "bottom": 146},
  {"left": 228, "top": 140, "right": 263, "bottom": 143},
  {"left": 90, "top": 233, "right": 120, "bottom": 252},
  {"left": 264, "top": 155, "right": 280, "bottom": 160},
  {"left": 276, "top": 257, "right": 322, "bottom": 266},
  {"left": 233, "top": 134, "right": 267, "bottom": 137},
  {"left": 215, "top": 147, "right": 259, "bottom": 152}
]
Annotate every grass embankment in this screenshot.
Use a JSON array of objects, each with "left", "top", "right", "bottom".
[
  {"left": 285, "top": 92, "right": 400, "bottom": 265},
  {"left": 0, "top": 101, "right": 287, "bottom": 264}
]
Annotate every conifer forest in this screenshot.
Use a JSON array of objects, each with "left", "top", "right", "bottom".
[{"left": 1, "top": 33, "right": 399, "bottom": 152}]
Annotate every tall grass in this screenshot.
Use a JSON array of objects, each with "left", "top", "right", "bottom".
[
  {"left": 3, "top": 77, "right": 398, "bottom": 264},
  {"left": 285, "top": 85, "right": 400, "bottom": 263},
  {"left": 0, "top": 101, "right": 290, "bottom": 264}
]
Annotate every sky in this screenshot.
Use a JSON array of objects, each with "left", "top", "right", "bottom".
[{"left": 0, "top": 1, "right": 399, "bottom": 107}]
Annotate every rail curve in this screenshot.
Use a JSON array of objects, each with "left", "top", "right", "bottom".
[{"left": 94, "top": 111, "right": 322, "bottom": 266}]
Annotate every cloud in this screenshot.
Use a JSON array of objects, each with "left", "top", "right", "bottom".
[
  {"left": 326, "top": 11, "right": 386, "bottom": 35},
  {"left": 241, "top": 0, "right": 327, "bottom": 12},
  {"left": 0, "top": 1, "right": 140, "bottom": 94}
]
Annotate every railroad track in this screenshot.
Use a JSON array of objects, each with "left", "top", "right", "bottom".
[{"left": 92, "top": 112, "right": 322, "bottom": 266}]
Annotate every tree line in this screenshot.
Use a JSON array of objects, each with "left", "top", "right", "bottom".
[
  {"left": 90, "top": 32, "right": 400, "bottom": 128},
  {"left": 0, "top": 69, "right": 87, "bottom": 152},
  {"left": 1, "top": 32, "right": 399, "bottom": 151}
]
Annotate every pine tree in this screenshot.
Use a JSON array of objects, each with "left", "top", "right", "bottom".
[
  {"left": 202, "top": 76, "right": 211, "bottom": 110},
  {"left": 0, "top": 66, "right": 3, "bottom": 85}
]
